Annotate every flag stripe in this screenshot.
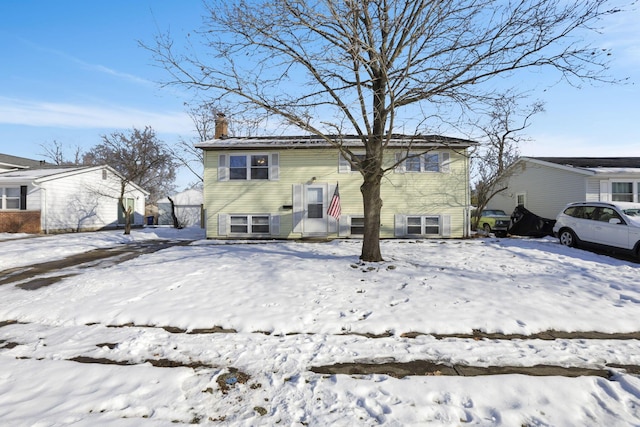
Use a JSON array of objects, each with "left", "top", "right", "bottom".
[{"left": 327, "top": 183, "right": 341, "bottom": 219}]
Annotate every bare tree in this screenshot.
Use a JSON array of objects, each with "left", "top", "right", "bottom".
[
  {"left": 147, "top": 0, "right": 619, "bottom": 261},
  {"left": 39, "top": 140, "right": 85, "bottom": 166},
  {"left": 169, "top": 102, "right": 219, "bottom": 184},
  {"left": 471, "top": 95, "right": 545, "bottom": 230},
  {"left": 84, "top": 126, "right": 177, "bottom": 204},
  {"left": 82, "top": 127, "right": 177, "bottom": 234}
]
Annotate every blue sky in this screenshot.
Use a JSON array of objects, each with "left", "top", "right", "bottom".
[{"left": 0, "top": 1, "right": 639, "bottom": 190}]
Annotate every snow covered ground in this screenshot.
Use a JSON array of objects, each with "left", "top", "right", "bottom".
[{"left": 1, "top": 228, "right": 640, "bottom": 426}]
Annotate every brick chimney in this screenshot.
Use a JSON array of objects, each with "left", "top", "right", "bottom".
[{"left": 214, "top": 113, "right": 228, "bottom": 139}]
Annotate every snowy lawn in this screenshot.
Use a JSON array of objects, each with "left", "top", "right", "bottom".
[{"left": 1, "top": 228, "right": 640, "bottom": 426}]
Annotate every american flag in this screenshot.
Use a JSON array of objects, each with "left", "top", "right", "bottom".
[{"left": 327, "top": 183, "right": 341, "bottom": 219}]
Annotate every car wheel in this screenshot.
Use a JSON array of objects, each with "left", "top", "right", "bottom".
[
  {"left": 483, "top": 224, "right": 491, "bottom": 235},
  {"left": 559, "top": 229, "right": 577, "bottom": 247}
]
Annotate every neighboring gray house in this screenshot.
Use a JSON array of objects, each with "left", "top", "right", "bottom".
[
  {"left": 490, "top": 157, "right": 640, "bottom": 219},
  {"left": 156, "top": 188, "right": 203, "bottom": 228},
  {"left": 0, "top": 153, "right": 47, "bottom": 172},
  {"left": 0, "top": 164, "right": 149, "bottom": 233}
]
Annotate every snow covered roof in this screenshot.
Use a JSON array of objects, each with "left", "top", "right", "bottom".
[
  {"left": 0, "top": 167, "right": 88, "bottom": 182},
  {"left": 0, "top": 165, "right": 150, "bottom": 196},
  {"left": 196, "top": 134, "right": 477, "bottom": 150},
  {"left": 521, "top": 157, "right": 640, "bottom": 176}
]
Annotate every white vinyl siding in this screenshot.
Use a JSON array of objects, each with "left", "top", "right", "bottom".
[
  {"left": 34, "top": 167, "right": 146, "bottom": 233},
  {"left": 491, "top": 162, "right": 589, "bottom": 219}
]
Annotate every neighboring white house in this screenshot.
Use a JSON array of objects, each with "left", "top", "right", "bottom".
[
  {"left": 0, "top": 153, "right": 46, "bottom": 172},
  {"left": 156, "top": 188, "right": 203, "bottom": 228},
  {"left": 490, "top": 157, "right": 640, "bottom": 219},
  {"left": 0, "top": 164, "right": 149, "bottom": 233}
]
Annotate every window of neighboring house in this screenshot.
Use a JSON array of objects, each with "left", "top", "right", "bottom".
[
  {"left": 612, "top": 182, "right": 634, "bottom": 202},
  {"left": 516, "top": 193, "right": 526, "bottom": 207},
  {"left": 396, "top": 152, "right": 450, "bottom": 173},
  {"left": 1, "top": 187, "right": 22, "bottom": 210},
  {"left": 338, "top": 153, "right": 366, "bottom": 172},
  {"left": 230, "top": 215, "right": 270, "bottom": 234},
  {"left": 4, "top": 187, "right": 20, "bottom": 209},
  {"left": 350, "top": 216, "right": 365, "bottom": 236},
  {"left": 221, "top": 153, "right": 277, "bottom": 181},
  {"left": 102, "top": 169, "right": 108, "bottom": 180},
  {"left": 406, "top": 216, "right": 441, "bottom": 236}
]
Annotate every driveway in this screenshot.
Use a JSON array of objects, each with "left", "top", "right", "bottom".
[{"left": 0, "top": 239, "right": 194, "bottom": 290}]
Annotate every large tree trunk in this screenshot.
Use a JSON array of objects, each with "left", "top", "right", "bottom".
[{"left": 360, "top": 167, "right": 384, "bottom": 262}]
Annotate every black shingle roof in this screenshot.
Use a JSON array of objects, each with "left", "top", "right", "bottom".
[{"left": 0, "top": 153, "right": 47, "bottom": 169}]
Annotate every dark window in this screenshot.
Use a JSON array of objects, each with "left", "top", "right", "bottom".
[
  {"left": 250, "top": 155, "right": 269, "bottom": 179},
  {"left": 350, "top": 217, "right": 364, "bottom": 235},
  {"left": 229, "top": 155, "right": 248, "bottom": 180},
  {"left": 230, "top": 215, "right": 270, "bottom": 234},
  {"left": 612, "top": 182, "right": 633, "bottom": 202},
  {"left": 230, "top": 216, "right": 248, "bottom": 233},
  {"left": 251, "top": 216, "right": 270, "bottom": 233},
  {"left": 406, "top": 216, "right": 441, "bottom": 235}
]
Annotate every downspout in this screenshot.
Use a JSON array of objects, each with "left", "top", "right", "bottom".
[{"left": 465, "top": 149, "right": 471, "bottom": 238}]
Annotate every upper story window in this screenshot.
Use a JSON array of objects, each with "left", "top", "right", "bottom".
[
  {"left": 338, "top": 153, "right": 366, "bottom": 173},
  {"left": 218, "top": 153, "right": 279, "bottom": 181},
  {"left": 395, "top": 151, "right": 450, "bottom": 173}
]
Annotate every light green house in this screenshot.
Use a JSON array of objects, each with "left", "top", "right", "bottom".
[{"left": 196, "top": 134, "right": 476, "bottom": 239}]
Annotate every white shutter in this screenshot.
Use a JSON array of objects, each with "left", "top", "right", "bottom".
[
  {"left": 218, "top": 214, "right": 228, "bottom": 236},
  {"left": 394, "top": 214, "right": 406, "bottom": 237},
  {"left": 441, "top": 215, "right": 451, "bottom": 237},
  {"left": 599, "top": 181, "right": 609, "bottom": 202},
  {"left": 270, "top": 153, "right": 279, "bottom": 180},
  {"left": 292, "top": 184, "right": 304, "bottom": 233},
  {"left": 218, "top": 154, "right": 228, "bottom": 181},
  {"left": 270, "top": 215, "right": 280, "bottom": 236},
  {"left": 440, "top": 152, "right": 451, "bottom": 173},
  {"left": 338, "top": 215, "right": 350, "bottom": 237},
  {"left": 338, "top": 154, "right": 351, "bottom": 173}
]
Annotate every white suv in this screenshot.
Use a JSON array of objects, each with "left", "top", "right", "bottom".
[{"left": 553, "top": 201, "right": 640, "bottom": 259}]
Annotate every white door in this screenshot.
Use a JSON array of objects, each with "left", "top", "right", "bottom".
[{"left": 304, "top": 184, "right": 327, "bottom": 234}]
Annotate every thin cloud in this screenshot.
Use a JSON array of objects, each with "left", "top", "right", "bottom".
[
  {"left": 18, "top": 37, "right": 154, "bottom": 86},
  {"left": 0, "top": 96, "right": 192, "bottom": 134}
]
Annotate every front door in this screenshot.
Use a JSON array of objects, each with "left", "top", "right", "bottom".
[
  {"left": 304, "top": 184, "right": 327, "bottom": 234},
  {"left": 118, "top": 198, "right": 135, "bottom": 225}
]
